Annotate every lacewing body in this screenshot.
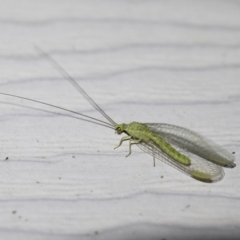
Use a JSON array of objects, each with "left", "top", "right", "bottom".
[{"left": 0, "top": 47, "right": 236, "bottom": 183}]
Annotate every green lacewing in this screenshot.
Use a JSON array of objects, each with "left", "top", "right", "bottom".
[{"left": 0, "top": 47, "right": 236, "bottom": 183}]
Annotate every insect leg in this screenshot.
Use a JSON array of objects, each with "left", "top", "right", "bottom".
[
  {"left": 153, "top": 145, "right": 155, "bottom": 167},
  {"left": 114, "top": 136, "right": 131, "bottom": 149},
  {"left": 126, "top": 139, "right": 141, "bottom": 157}
]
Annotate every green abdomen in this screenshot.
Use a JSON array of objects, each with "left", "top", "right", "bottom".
[
  {"left": 151, "top": 133, "right": 191, "bottom": 166},
  {"left": 125, "top": 122, "right": 191, "bottom": 166}
]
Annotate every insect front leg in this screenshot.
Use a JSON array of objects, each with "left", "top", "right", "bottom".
[
  {"left": 126, "top": 139, "right": 141, "bottom": 157},
  {"left": 114, "top": 136, "right": 131, "bottom": 149}
]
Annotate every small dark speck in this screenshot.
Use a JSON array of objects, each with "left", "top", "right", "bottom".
[
  {"left": 12, "top": 210, "right": 17, "bottom": 214},
  {"left": 59, "top": 177, "right": 61, "bottom": 180},
  {"left": 4, "top": 157, "right": 9, "bottom": 161},
  {"left": 232, "top": 152, "right": 235, "bottom": 154},
  {"left": 72, "top": 156, "right": 75, "bottom": 158},
  {"left": 36, "top": 181, "right": 40, "bottom": 184},
  {"left": 161, "top": 175, "right": 164, "bottom": 178},
  {"left": 94, "top": 231, "right": 99, "bottom": 235},
  {"left": 162, "top": 238, "right": 167, "bottom": 240},
  {"left": 182, "top": 204, "right": 191, "bottom": 211}
]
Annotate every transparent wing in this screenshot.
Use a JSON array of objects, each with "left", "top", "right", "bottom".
[
  {"left": 138, "top": 140, "right": 224, "bottom": 183},
  {"left": 145, "top": 123, "right": 235, "bottom": 168}
]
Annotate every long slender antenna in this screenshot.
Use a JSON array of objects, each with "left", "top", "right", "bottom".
[
  {"left": 34, "top": 45, "right": 117, "bottom": 126},
  {"left": 0, "top": 92, "right": 115, "bottom": 129}
]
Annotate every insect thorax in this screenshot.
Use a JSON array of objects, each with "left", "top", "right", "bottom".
[{"left": 115, "top": 122, "right": 152, "bottom": 140}]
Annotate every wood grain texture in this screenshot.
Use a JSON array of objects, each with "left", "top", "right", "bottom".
[{"left": 0, "top": 0, "right": 240, "bottom": 239}]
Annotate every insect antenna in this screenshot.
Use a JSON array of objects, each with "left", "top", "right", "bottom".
[
  {"left": 34, "top": 45, "right": 117, "bottom": 127},
  {"left": 0, "top": 92, "right": 115, "bottom": 129}
]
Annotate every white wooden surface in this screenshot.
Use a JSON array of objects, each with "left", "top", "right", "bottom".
[{"left": 0, "top": 1, "right": 240, "bottom": 239}]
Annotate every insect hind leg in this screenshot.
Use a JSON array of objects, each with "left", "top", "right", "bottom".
[{"left": 153, "top": 145, "right": 155, "bottom": 167}]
